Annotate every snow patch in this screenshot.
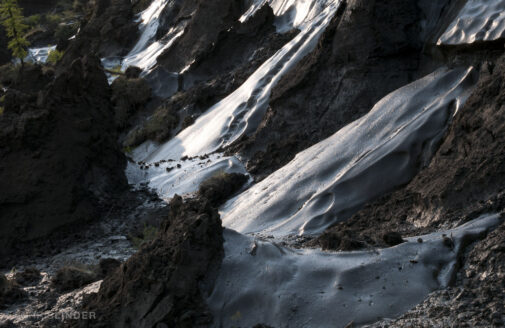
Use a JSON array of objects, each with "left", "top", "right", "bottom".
[
  {"left": 438, "top": 0, "right": 505, "bottom": 45},
  {"left": 220, "top": 67, "right": 477, "bottom": 237},
  {"left": 126, "top": 153, "right": 249, "bottom": 199}
]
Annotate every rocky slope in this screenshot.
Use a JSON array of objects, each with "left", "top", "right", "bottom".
[
  {"left": 62, "top": 0, "right": 138, "bottom": 63},
  {"left": 227, "top": 0, "right": 434, "bottom": 179},
  {"left": 316, "top": 53, "right": 505, "bottom": 251},
  {"left": 368, "top": 218, "right": 505, "bottom": 327},
  {"left": 123, "top": 4, "right": 298, "bottom": 148},
  {"left": 1, "top": 0, "right": 505, "bottom": 327},
  {"left": 0, "top": 56, "right": 128, "bottom": 260},
  {"left": 79, "top": 174, "right": 246, "bottom": 328},
  {"left": 81, "top": 195, "right": 224, "bottom": 328}
]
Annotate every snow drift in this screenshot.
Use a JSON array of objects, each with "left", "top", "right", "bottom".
[{"left": 220, "top": 67, "right": 477, "bottom": 237}]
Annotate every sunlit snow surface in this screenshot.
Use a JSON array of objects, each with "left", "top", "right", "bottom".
[
  {"left": 100, "top": 0, "right": 184, "bottom": 73},
  {"left": 208, "top": 214, "right": 501, "bottom": 328},
  {"left": 220, "top": 67, "right": 477, "bottom": 237},
  {"left": 438, "top": 0, "right": 505, "bottom": 45},
  {"left": 126, "top": 152, "right": 249, "bottom": 199},
  {"left": 140, "top": 0, "right": 343, "bottom": 162}
]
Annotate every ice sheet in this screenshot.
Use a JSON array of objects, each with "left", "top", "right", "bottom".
[
  {"left": 220, "top": 67, "right": 477, "bottom": 237},
  {"left": 438, "top": 0, "right": 505, "bottom": 45},
  {"left": 207, "top": 213, "right": 502, "bottom": 328},
  {"left": 140, "top": 0, "right": 343, "bottom": 162}
]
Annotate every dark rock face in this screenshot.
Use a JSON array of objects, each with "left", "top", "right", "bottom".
[
  {"left": 81, "top": 195, "right": 224, "bottom": 327},
  {"left": 382, "top": 232, "right": 405, "bottom": 246},
  {"left": 52, "top": 259, "right": 121, "bottom": 292},
  {"left": 111, "top": 76, "right": 152, "bottom": 131},
  {"left": 52, "top": 265, "right": 99, "bottom": 293},
  {"left": 0, "top": 276, "right": 26, "bottom": 310},
  {"left": 0, "top": 55, "right": 127, "bottom": 258},
  {"left": 156, "top": 0, "right": 245, "bottom": 72},
  {"left": 318, "top": 229, "right": 366, "bottom": 251},
  {"left": 181, "top": 4, "right": 282, "bottom": 86},
  {"left": 62, "top": 0, "right": 138, "bottom": 62},
  {"left": 227, "top": 0, "right": 443, "bottom": 180},
  {"left": 315, "top": 54, "right": 505, "bottom": 249},
  {"left": 14, "top": 267, "right": 42, "bottom": 286},
  {"left": 198, "top": 172, "right": 248, "bottom": 207}
]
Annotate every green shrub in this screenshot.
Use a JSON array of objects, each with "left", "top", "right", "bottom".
[
  {"left": 24, "top": 14, "right": 41, "bottom": 27},
  {"left": 131, "top": 224, "right": 158, "bottom": 249},
  {"left": 47, "top": 49, "right": 64, "bottom": 64},
  {"left": 109, "top": 64, "right": 123, "bottom": 75},
  {"left": 0, "top": 0, "right": 30, "bottom": 64},
  {"left": 45, "top": 13, "right": 62, "bottom": 27}
]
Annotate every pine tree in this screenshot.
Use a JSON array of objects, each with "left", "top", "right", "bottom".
[{"left": 0, "top": 0, "right": 29, "bottom": 68}]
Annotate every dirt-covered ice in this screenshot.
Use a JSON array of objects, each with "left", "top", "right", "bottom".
[{"left": 207, "top": 214, "right": 501, "bottom": 328}]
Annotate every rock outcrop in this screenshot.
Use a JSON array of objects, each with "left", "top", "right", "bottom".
[
  {"left": 156, "top": 0, "right": 245, "bottom": 72},
  {"left": 0, "top": 55, "right": 128, "bottom": 259},
  {"left": 62, "top": 0, "right": 138, "bottom": 62},
  {"left": 81, "top": 195, "right": 224, "bottom": 327},
  {"left": 124, "top": 4, "right": 297, "bottom": 148}
]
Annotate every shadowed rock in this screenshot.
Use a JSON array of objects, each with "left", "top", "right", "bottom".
[{"left": 79, "top": 195, "right": 224, "bottom": 327}]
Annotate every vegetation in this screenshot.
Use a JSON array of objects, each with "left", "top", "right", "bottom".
[
  {"left": 109, "top": 64, "right": 124, "bottom": 76},
  {"left": 0, "top": 0, "right": 30, "bottom": 67},
  {"left": 131, "top": 224, "right": 159, "bottom": 249},
  {"left": 0, "top": 62, "right": 19, "bottom": 87},
  {"left": 23, "top": 13, "right": 40, "bottom": 28},
  {"left": 47, "top": 49, "right": 64, "bottom": 64},
  {"left": 123, "top": 146, "right": 133, "bottom": 154}
]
